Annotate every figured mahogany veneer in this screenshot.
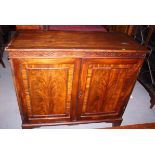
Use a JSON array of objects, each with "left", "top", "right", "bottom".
[{"left": 6, "top": 31, "right": 148, "bottom": 129}]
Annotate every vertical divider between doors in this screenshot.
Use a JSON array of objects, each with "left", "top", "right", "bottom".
[{"left": 74, "top": 58, "right": 83, "bottom": 121}]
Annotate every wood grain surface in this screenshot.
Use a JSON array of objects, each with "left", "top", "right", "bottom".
[
  {"left": 7, "top": 31, "right": 147, "bottom": 52},
  {"left": 16, "top": 25, "right": 44, "bottom": 30},
  {"left": 77, "top": 58, "right": 143, "bottom": 121},
  {"left": 7, "top": 31, "right": 147, "bottom": 128},
  {"left": 11, "top": 58, "right": 81, "bottom": 123}
]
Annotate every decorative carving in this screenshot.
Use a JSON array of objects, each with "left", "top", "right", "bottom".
[{"left": 8, "top": 50, "right": 146, "bottom": 58}]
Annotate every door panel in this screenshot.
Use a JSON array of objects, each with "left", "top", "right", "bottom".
[
  {"left": 27, "top": 67, "right": 68, "bottom": 116},
  {"left": 12, "top": 58, "right": 80, "bottom": 123},
  {"left": 77, "top": 58, "right": 143, "bottom": 120}
]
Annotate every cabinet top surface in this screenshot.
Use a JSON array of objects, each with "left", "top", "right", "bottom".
[{"left": 7, "top": 31, "right": 147, "bottom": 52}]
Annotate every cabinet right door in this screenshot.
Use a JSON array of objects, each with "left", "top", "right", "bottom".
[{"left": 77, "top": 58, "right": 143, "bottom": 121}]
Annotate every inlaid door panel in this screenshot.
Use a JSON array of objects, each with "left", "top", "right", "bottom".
[
  {"left": 12, "top": 58, "right": 80, "bottom": 123},
  {"left": 77, "top": 58, "right": 143, "bottom": 121}
]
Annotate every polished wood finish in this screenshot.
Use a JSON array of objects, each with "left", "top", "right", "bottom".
[
  {"left": 77, "top": 59, "right": 143, "bottom": 122},
  {"left": 8, "top": 31, "right": 146, "bottom": 51},
  {"left": 16, "top": 25, "right": 134, "bottom": 36},
  {"left": 11, "top": 58, "right": 80, "bottom": 124},
  {"left": 16, "top": 25, "right": 44, "bottom": 30},
  {"left": 106, "top": 122, "right": 155, "bottom": 129},
  {"left": 6, "top": 31, "right": 147, "bottom": 128}
]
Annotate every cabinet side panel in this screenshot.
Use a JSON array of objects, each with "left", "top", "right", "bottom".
[{"left": 10, "top": 59, "right": 28, "bottom": 122}]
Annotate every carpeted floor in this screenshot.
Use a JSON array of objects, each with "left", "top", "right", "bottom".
[{"left": 0, "top": 51, "right": 155, "bottom": 129}]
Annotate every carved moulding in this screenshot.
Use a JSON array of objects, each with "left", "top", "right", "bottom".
[{"left": 7, "top": 49, "right": 146, "bottom": 59}]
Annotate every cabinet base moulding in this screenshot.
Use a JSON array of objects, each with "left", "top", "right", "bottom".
[{"left": 22, "top": 118, "right": 123, "bottom": 129}]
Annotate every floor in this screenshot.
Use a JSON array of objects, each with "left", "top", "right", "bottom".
[{"left": 1, "top": 51, "right": 155, "bottom": 129}]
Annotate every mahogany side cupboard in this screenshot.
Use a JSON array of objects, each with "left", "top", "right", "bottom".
[{"left": 6, "top": 31, "right": 147, "bottom": 128}]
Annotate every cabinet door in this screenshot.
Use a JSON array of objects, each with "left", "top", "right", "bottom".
[
  {"left": 12, "top": 58, "right": 80, "bottom": 124},
  {"left": 77, "top": 58, "right": 143, "bottom": 121}
]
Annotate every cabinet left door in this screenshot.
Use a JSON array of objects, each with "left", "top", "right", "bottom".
[{"left": 11, "top": 58, "right": 80, "bottom": 126}]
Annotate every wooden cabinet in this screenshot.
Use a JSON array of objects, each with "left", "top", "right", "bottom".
[{"left": 6, "top": 31, "right": 147, "bottom": 128}]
